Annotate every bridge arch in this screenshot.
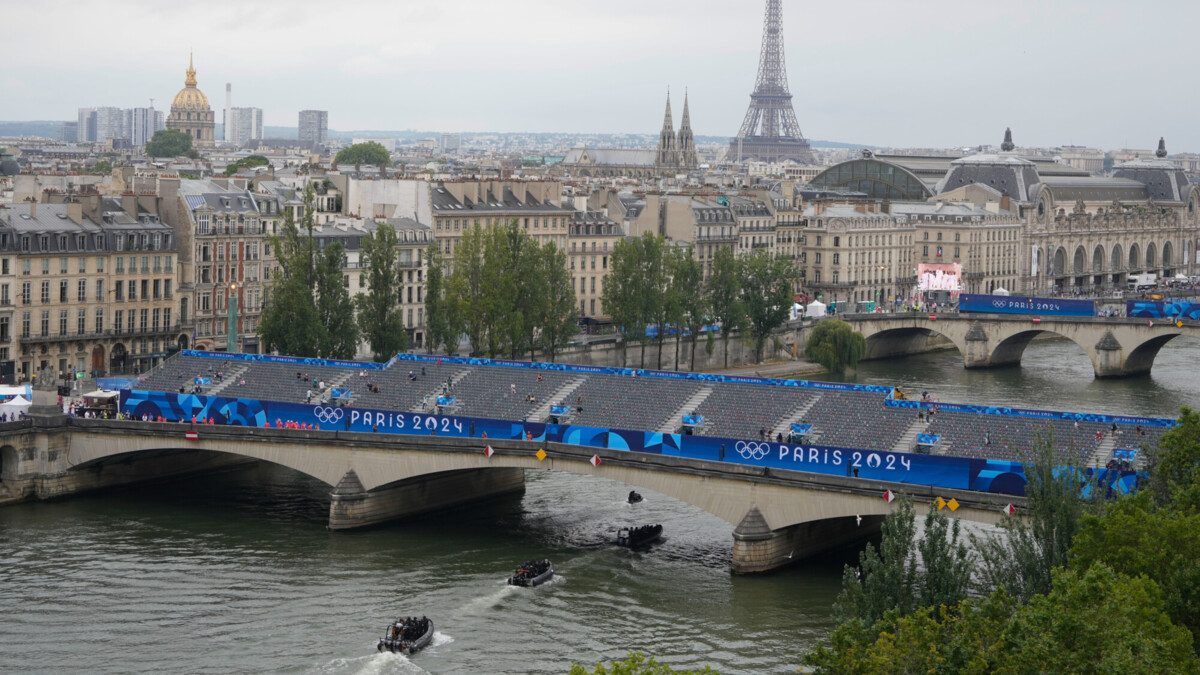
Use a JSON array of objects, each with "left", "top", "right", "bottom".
[
  {"left": 862, "top": 326, "right": 962, "bottom": 361},
  {"left": 986, "top": 328, "right": 1083, "bottom": 368},
  {"left": 0, "top": 443, "right": 16, "bottom": 481},
  {"left": 1123, "top": 333, "right": 1184, "bottom": 376}
]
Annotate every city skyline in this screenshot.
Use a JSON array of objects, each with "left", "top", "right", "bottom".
[{"left": 5, "top": 0, "right": 1200, "bottom": 151}]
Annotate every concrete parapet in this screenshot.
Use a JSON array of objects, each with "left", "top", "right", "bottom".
[{"left": 328, "top": 467, "right": 525, "bottom": 530}]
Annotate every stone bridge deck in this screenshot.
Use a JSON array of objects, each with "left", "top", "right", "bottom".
[
  {"left": 836, "top": 311, "right": 1199, "bottom": 377},
  {"left": 0, "top": 416, "right": 1023, "bottom": 573}
]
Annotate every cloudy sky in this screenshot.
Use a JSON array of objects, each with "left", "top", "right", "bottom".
[{"left": 5, "top": 0, "right": 1197, "bottom": 150}]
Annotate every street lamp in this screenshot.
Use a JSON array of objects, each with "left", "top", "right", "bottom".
[{"left": 227, "top": 282, "right": 239, "bottom": 354}]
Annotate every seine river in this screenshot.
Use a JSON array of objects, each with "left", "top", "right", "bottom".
[{"left": 1, "top": 338, "right": 1197, "bottom": 674}]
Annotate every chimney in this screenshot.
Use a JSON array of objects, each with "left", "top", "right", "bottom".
[
  {"left": 121, "top": 193, "right": 137, "bottom": 216},
  {"left": 1000, "top": 194, "right": 1011, "bottom": 212},
  {"left": 28, "top": 200, "right": 36, "bottom": 219},
  {"left": 67, "top": 201, "right": 83, "bottom": 225}
]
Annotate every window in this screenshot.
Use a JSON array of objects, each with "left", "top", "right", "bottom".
[
  {"left": 78, "top": 257, "right": 86, "bottom": 273},
  {"left": 21, "top": 282, "right": 29, "bottom": 305},
  {"left": 165, "top": 256, "right": 172, "bottom": 273},
  {"left": 114, "top": 310, "right": 123, "bottom": 333},
  {"left": 95, "top": 307, "right": 103, "bottom": 333},
  {"left": 141, "top": 279, "right": 148, "bottom": 300},
  {"left": 127, "top": 311, "right": 134, "bottom": 333},
  {"left": 164, "top": 279, "right": 172, "bottom": 300},
  {"left": 21, "top": 311, "right": 29, "bottom": 338},
  {"left": 128, "top": 281, "right": 136, "bottom": 301},
  {"left": 152, "top": 308, "right": 160, "bottom": 331},
  {"left": 22, "top": 259, "right": 29, "bottom": 275},
  {"left": 153, "top": 280, "right": 161, "bottom": 299},
  {"left": 116, "top": 257, "right": 124, "bottom": 274},
  {"left": 139, "top": 309, "right": 148, "bottom": 331},
  {"left": 115, "top": 280, "right": 123, "bottom": 301},
  {"left": 0, "top": 284, "right": 7, "bottom": 305},
  {"left": 833, "top": 253, "right": 840, "bottom": 265},
  {"left": 59, "top": 280, "right": 67, "bottom": 302},
  {"left": 1, "top": 259, "right": 8, "bottom": 275},
  {"left": 77, "top": 309, "right": 85, "bottom": 335},
  {"left": 40, "top": 310, "right": 49, "bottom": 337},
  {"left": 834, "top": 237, "right": 840, "bottom": 247},
  {"left": 96, "top": 257, "right": 104, "bottom": 273},
  {"left": 77, "top": 279, "right": 86, "bottom": 302},
  {"left": 59, "top": 310, "right": 67, "bottom": 336},
  {"left": 41, "top": 258, "right": 49, "bottom": 275},
  {"left": 96, "top": 279, "right": 104, "bottom": 301},
  {"left": 0, "top": 317, "right": 8, "bottom": 342},
  {"left": 40, "top": 281, "right": 49, "bottom": 304}
]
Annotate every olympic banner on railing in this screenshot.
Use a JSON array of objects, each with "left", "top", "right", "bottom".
[
  {"left": 958, "top": 293, "right": 1096, "bottom": 317},
  {"left": 120, "top": 389, "right": 1140, "bottom": 497},
  {"left": 885, "top": 393, "right": 1175, "bottom": 428},
  {"left": 1127, "top": 300, "right": 1200, "bottom": 321},
  {"left": 181, "top": 350, "right": 385, "bottom": 370}
]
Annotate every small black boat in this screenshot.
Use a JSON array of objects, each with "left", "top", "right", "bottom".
[
  {"left": 617, "top": 523, "right": 663, "bottom": 548},
  {"left": 377, "top": 616, "right": 434, "bottom": 655},
  {"left": 508, "top": 558, "right": 554, "bottom": 587},
  {"left": 627, "top": 490, "right": 644, "bottom": 504}
]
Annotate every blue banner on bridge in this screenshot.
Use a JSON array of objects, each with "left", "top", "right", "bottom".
[
  {"left": 181, "top": 349, "right": 385, "bottom": 370},
  {"left": 121, "top": 389, "right": 1139, "bottom": 498},
  {"left": 959, "top": 293, "right": 1096, "bottom": 317},
  {"left": 1127, "top": 300, "right": 1200, "bottom": 321}
]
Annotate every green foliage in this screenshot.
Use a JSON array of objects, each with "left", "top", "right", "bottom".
[
  {"left": 258, "top": 183, "right": 359, "bottom": 358},
  {"left": 568, "top": 652, "right": 717, "bottom": 675},
  {"left": 971, "top": 437, "right": 1094, "bottom": 602},
  {"left": 706, "top": 247, "right": 742, "bottom": 368},
  {"left": 224, "top": 154, "right": 269, "bottom": 177},
  {"left": 1147, "top": 406, "right": 1200, "bottom": 513},
  {"left": 602, "top": 235, "right": 649, "bottom": 366},
  {"left": 423, "top": 244, "right": 457, "bottom": 355},
  {"left": 428, "top": 221, "right": 575, "bottom": 359},
  {"left": 1072, "top": 494, "right": 1200, "bottom": 652},
  {"left": 145, "top": 129, "right": 193, "bottom": 158},
  {"left": 354, "top": 222, "right": 409, "bottom": 362},
  {"left": 738, "top": 249, "right": 794, "bottom": 363},
  {"left": 834, "top": 499, "right": 974, "bottom": 628},
  {"left": 669, "top": 250, "right": 705, "bottom": 371},
  {"left": 803, "top": 319, "right": 866, "bottom": 374},
  {"left": 334, "top": 141, "right": 390, "bottom": 167},
  {"left": 91, "top": 160, "right": 112, "bottom": 174}
]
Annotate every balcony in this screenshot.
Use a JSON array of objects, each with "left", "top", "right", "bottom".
[
  {"left": 20, "top": 323, "right": 186, "bottom": 344},
  {"left": 695, "top": 233, "right": 738, "bottom": 243}
]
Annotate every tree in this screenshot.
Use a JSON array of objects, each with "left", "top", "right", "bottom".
[
  {"left": 536, "top": 241, "right": 577, "bottom": 362},
  {"left": 91, "top": 160, "right": 112, "bottom": 174},
  {"left": 1146, "top": 406, "right": 1200, "bottom": 513},
  {"left": 334, "top": 141, "right": 390, "bottom": 167},
  {"left": 355, "top": 222, "right": 409, "bottom": 361},
  {"left": 315, "top": 242, "right": 360, "bottom": 359},
  {"left": 670, "top": 252, "right": 706, "bottom": 371},
  {"left": 971, "top": 436, "right": 1095, "bottom": 602},
  {"left": 834, "top": 499, "right": 974, "bottom": 629},
  {"left": 707, "top": 247, "right": 742, "bottom": 368},
  {"left": 803, "top": 319, "right": 866, "bottom": 374},
  {"left": 224, "top": 154, "right": 269, "bottom": 177},
  {"left": 423, "top": 244, "right": 458, "bottom": 355},
  {"left": 569, "top": 652, "right": 717, "bottom": 675},
  {"left": 739, "top": 249, "right": 794, "bottom": 363},
  {"left": 452, "top": 224, "right": 490, "bottom": 356},
  {"left": 145, "top": 129, "right": 193, "bottom": 158},
  {"left": 258, "top": 274, "right": 321, "bottom": 357},
  {"left": 603, "top": 237, "right": 648, "bottom": 367}
]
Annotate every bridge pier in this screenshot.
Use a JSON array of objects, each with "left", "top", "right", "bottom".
[
  {"left": 730, "top": 506, "right": 883, "bottom": 574},
  {"left": 328, "top": 467, "right": 526, "bottom": 530}
]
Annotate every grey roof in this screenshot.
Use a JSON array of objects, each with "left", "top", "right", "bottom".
[
  {"left": 382, "top": 216, "right": 431, "bottom": 232},
  {"left": 561, "top": 147, "right": 657, "bottom": 167},
  {"left": 937, "top": 154, "right": 1042, "bottom": 202},
  {"left": 430, "top": 185, "right": 571, "bottom": 214},
  {"left": 1039, "top": 176, "right": 1150, "bottom": 202},
  {"left": 1112, "top": 161, "right": 1192, "bottom": 202}
]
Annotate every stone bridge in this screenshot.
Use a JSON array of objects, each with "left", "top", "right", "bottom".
[
  {"left": 0, "top": 416, "right": 1021, "bottom": 573},
  {"left": 836, "top": 312, "right": 1198, "bottom": 377}
]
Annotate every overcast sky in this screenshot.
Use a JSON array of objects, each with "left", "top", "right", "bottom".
[{"left": 5, "top": 0, "right": 1197, "bottom": 151}]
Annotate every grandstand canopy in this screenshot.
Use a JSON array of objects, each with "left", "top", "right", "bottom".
[{"left": 807, "top": 157, "right": 934, "bottom": 201}]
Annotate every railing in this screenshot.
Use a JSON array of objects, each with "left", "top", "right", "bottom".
[{"left": 21, "top": 323, "right": 185, "bottom": 343}]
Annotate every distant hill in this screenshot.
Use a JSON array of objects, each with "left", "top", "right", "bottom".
[{"left": 0, "top": 121, "right": 67, "bottom": 139}]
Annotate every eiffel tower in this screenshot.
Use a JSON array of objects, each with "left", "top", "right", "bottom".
[{"left": 729, "top": 0, "right": 813, "bottom": 164}]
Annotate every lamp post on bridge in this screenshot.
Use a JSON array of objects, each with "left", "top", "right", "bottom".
[{"left": 227, "top": 282, "right": 239, "bottom": 354}]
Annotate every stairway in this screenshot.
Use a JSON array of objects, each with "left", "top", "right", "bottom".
[
  {"left": 530, "top": 377, "right": 588, "bottom": 422},
  {"left": 1087, "top": 432, "right": 1117, "bottom": 469},
  {"left": 410, "top": 368, "right": 470, "bottom": 412},
  {"left": 771, "top": 395, "right": 819, "bottom": 440},
  {"left": 322, "top": 372, "right": 354, "bottom": 403},
  {"left": 891, "top": 418, "right": 927, "bottom": 454},
  {"left": 659, "top": 387, "right": 714, "bottom": 433},
  {"left": 204, "top": 365, "right": 249, "bottom": 396}
]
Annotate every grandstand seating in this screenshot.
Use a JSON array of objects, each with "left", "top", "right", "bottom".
[{"left": 132, "top": 352, "right": 1167, "bottom": 466}]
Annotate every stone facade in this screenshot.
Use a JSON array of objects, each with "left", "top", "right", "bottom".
[{"left": 165, "top": 54, "right": 215, "bottom": 149}]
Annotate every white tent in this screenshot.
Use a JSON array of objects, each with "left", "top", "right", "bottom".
[
  {"left": 806, "top": 300, "right": 827, "bottom": 319},
  {"left": 0, "top": 395, "right": 31, "bottom": 417},
  {"left": 993, "top": 287, "right": 1011, "bottom": 296},
  {"left": 789, "top": 302, "right": 804, "bottom": 320}
]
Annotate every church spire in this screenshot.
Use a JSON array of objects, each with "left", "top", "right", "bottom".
[
  {"left": 657, "top": 90, "right": 678, "bottom": 170},
  {"left": 676, "top": 90, "right": 697, "bottom": 170},
  {"left": 185, "top": 52, "right": 197, "bottom": 87}
]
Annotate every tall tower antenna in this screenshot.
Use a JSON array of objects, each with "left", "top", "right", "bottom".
[{"left": 728, "top": 0, "right": 812, "bottom": 164}]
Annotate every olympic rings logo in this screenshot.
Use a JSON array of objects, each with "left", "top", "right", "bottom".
[
  {"left": 314, "top": 406, "right": 344, "bottom": 424},
  {"left": 735, "top": 440, "right": 770, "bottom": 460}
]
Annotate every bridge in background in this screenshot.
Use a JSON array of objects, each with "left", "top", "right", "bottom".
[
  {"left": 838, "top": 312, "right": 1199, "bottom": 377},
  {"left": 1, "top": 416, "right": 1024, "bottom": 573}
]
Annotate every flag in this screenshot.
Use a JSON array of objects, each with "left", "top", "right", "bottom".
[
  {"left": 882, "top": 489, "right": 895, "bottom": 503},
  {"left": 590, "top": 454, "right": 601, "bottom": 467},
  {"left": 483, "top": 445, "right": 494, "bottom": 458},
  {"left": 185, "top": 430, "right": 199, "bottom": 441},
  {"left": 1002, "top": 504, "right": 1017, "bottom": 516}
]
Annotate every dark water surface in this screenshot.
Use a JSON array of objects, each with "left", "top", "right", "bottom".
[{"left": 1, "top": 338, "right": 1197, "bottom": 674}]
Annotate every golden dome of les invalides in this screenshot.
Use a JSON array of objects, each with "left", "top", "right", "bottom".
[{"left": 171, "top": 53, "right": 210, "bottom": 110}]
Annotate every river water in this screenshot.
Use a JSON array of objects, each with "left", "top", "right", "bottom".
[{"left": 1, "top": 338, "right": 1197, "bottom": 674}]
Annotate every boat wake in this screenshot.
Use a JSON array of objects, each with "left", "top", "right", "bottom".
[
  {"left": 460, "top": 582, "right": 518, "bottom": 613},
  {"left": 429, "top": 631, "right": 454, "bottom": 649},
  {"left": 312, "top": 651, "right": 427, "bottom": 675}
]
